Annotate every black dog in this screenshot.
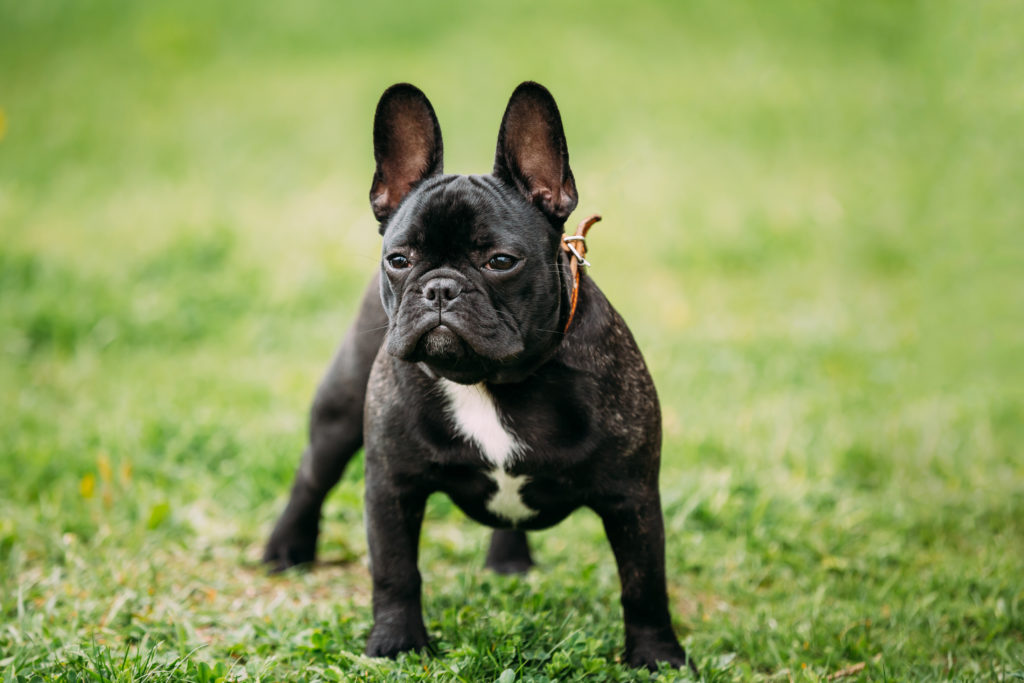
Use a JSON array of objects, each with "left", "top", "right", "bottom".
[{"left": 264, "top": 82, "right": 693, "bottom": 672}]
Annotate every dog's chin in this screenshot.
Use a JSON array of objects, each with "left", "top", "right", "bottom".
[
  {"left": 408, "top": 326, "right": 491, "bottom": 384},
  {"left": 419, "top": 325, "right": 464, "bottom": 360}
]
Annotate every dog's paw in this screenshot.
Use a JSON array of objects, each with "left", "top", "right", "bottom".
[
  {"left": 262, "top": 538, "right": 315, "bottom": 573},
  {"left": 365, "top": 623, "right": 429, "bottom": 659},
  {"left": 262, "top": 523, "right": 317, "bottom": 573},
  {"left": 625, "top": 639, "right": 698, "bottom": 676},
  {"left": 484, "top": 557, "right": 533, "bottom": 575}
]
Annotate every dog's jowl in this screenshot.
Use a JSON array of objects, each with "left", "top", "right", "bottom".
[{"left": 264, "top": 82, "right": 694, "bottom": 672}]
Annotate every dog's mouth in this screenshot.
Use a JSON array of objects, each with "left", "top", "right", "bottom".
[
  {"left": 407, "top": 323, "right": 494, "bottom": 384},
  {"left": 385, "top": 304, "right": 528, "bottom": 383}
]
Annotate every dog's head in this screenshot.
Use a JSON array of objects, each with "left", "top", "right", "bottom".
[{"left": 369, "top": 82, "right": 579, "bottom": 385}]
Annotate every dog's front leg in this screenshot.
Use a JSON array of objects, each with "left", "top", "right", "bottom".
[
  {"left": 364, "top": 462, "right": 430, "bottom": 658},
  {"left": 595, "top": 489, "right": 696, "bottom": 674}
]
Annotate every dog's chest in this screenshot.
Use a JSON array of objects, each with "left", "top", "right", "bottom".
[{"left": 437, "top": 380, "right": 535, "bottom": 524}]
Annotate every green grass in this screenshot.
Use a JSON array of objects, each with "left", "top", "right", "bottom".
[{"left": 2, "top": 0, "right": 1023, "bottom": 680}]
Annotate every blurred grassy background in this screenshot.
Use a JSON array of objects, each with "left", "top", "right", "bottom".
[{"left": 1, "top": 0, "right": 1022, "bottom": 680}]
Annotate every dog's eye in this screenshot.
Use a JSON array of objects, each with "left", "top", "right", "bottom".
[
  {"left": 485, "top": 254, "right": 518, "bottom": 271},
  {"left": 386, "top": 254, "right": 411, "bottom": 270}
]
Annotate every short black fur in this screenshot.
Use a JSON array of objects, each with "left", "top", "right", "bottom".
[{"left": 263, "top": 81, "right": 695, "bottom": 674}]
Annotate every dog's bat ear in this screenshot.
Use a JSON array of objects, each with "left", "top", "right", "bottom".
[
  {"left": 493, "top": 82, "right": 578, "bottom": 226},
  {"left": 370, "top": 84, "right": 444, "bottom": 226}
]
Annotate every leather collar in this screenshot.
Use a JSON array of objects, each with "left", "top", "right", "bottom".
[{"left": 560, "top": 214, "right": 601, "bottom": 333}]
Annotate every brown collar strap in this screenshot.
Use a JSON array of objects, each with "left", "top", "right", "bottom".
[{"left": 561, "top": 213, "right": 601, "bottom": 333}]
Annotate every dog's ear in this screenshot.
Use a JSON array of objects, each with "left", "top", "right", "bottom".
[
  {"left": 493, "top": 82, "right": 578, "bottom": 225},
  {"left": 370, "top": 83, "right": 444, "bottom": 225}
]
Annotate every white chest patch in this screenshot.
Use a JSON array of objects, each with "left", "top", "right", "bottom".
[
  {"left": 438, "top": 380, "right": 524, "bottom": 469},
  {"left": 438, "top": 380, "right": 535, "bottom": 524}
]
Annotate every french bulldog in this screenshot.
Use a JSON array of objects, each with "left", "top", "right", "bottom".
[{"left": 263, "top": 81, "right": 694, "bottom": 672}]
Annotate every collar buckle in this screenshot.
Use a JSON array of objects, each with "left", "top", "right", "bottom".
[{"left": 561, "top": 236, "right": 591, "bottom": 268}]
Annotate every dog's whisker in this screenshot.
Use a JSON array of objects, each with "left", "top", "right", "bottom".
[{"left": 356, "top": 324, "right": 391, "bottom": 335}]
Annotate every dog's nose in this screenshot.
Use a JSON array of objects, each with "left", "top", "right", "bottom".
[{"left": 422, "top": 277, "right": 462, "bottom": 306}]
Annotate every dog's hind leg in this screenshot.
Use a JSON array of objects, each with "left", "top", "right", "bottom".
[
  {"left": 484, "top": 529, "right": 535, "bottom": 574},
  {"left": 263, "top": 274, "right": 387, "bottom": 572}
]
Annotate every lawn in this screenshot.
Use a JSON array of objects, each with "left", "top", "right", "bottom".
[{"left": 1, "top": 0, "right": 1022, "bottom": 680}]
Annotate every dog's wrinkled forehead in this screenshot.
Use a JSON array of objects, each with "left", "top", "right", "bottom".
[{"left": 385, "top": 175, "right": 544, "bottom": 255}]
